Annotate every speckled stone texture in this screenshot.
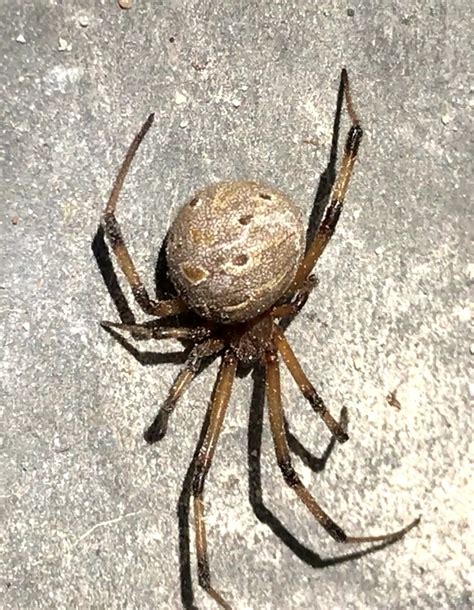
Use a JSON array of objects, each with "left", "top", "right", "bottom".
[{"left": 1, "top": 2, "right": 471, "bottom": 609}]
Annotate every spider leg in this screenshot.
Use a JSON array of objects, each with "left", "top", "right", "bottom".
[
  {"left": 265, "top": 348, "right": 420, "bottom": 544},
  {"left": 192, "top": 351, "right": 237, "bottom": 610},
  {"left": 145, "top": 338, "right": 225, "bottom": 443},
  {"left": 102, "top": 113, "right": 187, "bottom": 318},
  {"left": 271, "top": 275, "right": 318, "bottom": 319},
  {"left": 100, "top": 320, "right": 211, "bottom": 342},
  {"left": 272, "top": 324, "right": 348, "bottom": 443},
  {"left": 289, "top": 69, "right": 363, "bottom": 293}
]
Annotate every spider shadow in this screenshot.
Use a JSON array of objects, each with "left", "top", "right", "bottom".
[{"left": 304, "top": 63, "right": 345, "bottom": 252}]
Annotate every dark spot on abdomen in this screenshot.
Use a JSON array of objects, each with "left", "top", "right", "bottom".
[
  {"left": 239, "top": 214, "right": 253, "bottom": 225},
  {"left": 233, "top": 254, "right": 249, "bottom": 266}
]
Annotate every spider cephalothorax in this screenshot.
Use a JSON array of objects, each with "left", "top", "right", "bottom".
[{"left": 99, "top": 69, "right": 419, "bottom": 610}]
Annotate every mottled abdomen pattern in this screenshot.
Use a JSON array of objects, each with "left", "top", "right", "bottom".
[{"left": 166, "top": 181, "right": 305, "bottom": 323}]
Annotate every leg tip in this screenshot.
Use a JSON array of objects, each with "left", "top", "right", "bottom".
[
  {"left": 100, "top": 320, "right": 115, "bottom": 330},
  {"left": 408, "top": 515, "right": 422, "bottom": 531},
  {"left": 144, "top": 411, "right": 168, "bottom": 444},
  {"left": 337, "top": 431, "right": 349, "bottom": 444},
  {"left": 144, "top": 427, "right": 166, "bottom": 444}
]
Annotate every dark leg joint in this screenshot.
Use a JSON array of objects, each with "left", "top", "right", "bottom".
[
  {"left": 303, "top": 388, "right": 325, "bottom": 413},
  {"left": 192, "top": 462, "right": 209, "bottom": 497},
  {"left": 132, "top": 285, "right": 152, "bottom": 310},
  {"left": 334, "top": 429, "right": 349, "bottom": 444},
  {"left": 278, "top": 459, "right": 301, "bottom": 488},
  {"left": 303, "top": 389, "right": 349, "bottom": 443},
  {"left": 144, "top": 410, "right": 168, "bottom": 444},
  {"left": 345, "top": 124, "right": 363, "bottom": 155},
  {"left": 291, "top": 275, "right": 318, "bottom": 310},
  {"left": 102, "top": 213, "right": 122, "bottom": 246},
  {"left": 326, "top": 520, "right": 347, "bottom": 543},
  {"left": 197, "top": 556, "right": 211, "bottom": 589}
]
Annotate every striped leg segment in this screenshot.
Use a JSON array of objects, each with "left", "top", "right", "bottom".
[
  {"left": 272, "top": 324, "right": 348, "bottom": 443},
  {"left": 102, "top": 113, "right": 187, "bottom": 318},
  {"left": 192, "top": 351, "right": 237, "bottom": 609},
  {"left": 100, "top": 320, "right": 211, "bottom": 342},
  {"left": 289, "top": 69, "right": 364, "bottom": 293}
]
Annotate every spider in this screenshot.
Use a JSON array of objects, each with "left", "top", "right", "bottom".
[{"left": 99, "top": 69, "right": 419, "bottom": 609}]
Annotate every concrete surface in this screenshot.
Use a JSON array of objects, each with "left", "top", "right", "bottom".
[{"left": 1, "top": 2, "right": 472, "bottom": 609}]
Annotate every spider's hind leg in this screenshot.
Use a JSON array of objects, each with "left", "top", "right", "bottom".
[
  {"left": 192, "top": 350, "right": 237, "bottom": 610},
  {"left": 264, "top": 347, "right": 420, "bottom": 545}
]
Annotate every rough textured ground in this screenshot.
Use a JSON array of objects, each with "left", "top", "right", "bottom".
[{"left": 1, "top": 2, "right": 472, "bottom": 609}]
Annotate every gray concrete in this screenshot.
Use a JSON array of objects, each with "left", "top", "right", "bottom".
[{"left": 2, "top": 2, "right": 471, "bottom": 609}]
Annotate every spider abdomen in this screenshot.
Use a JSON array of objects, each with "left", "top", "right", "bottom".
[{"left": 166, "top": 180, "right": 305, "bottom": 323}]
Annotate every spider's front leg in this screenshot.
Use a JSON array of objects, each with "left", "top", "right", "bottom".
[
  {"left": 289, "top": 68, "right": 363, "bottom": 294},
  {"left": 102, "top": 113, "right": 187, "bottom": 318}
]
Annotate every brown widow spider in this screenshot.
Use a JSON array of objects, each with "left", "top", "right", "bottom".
[{"left": 99, "top": 69, "right": 419, "bottom": 609}]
